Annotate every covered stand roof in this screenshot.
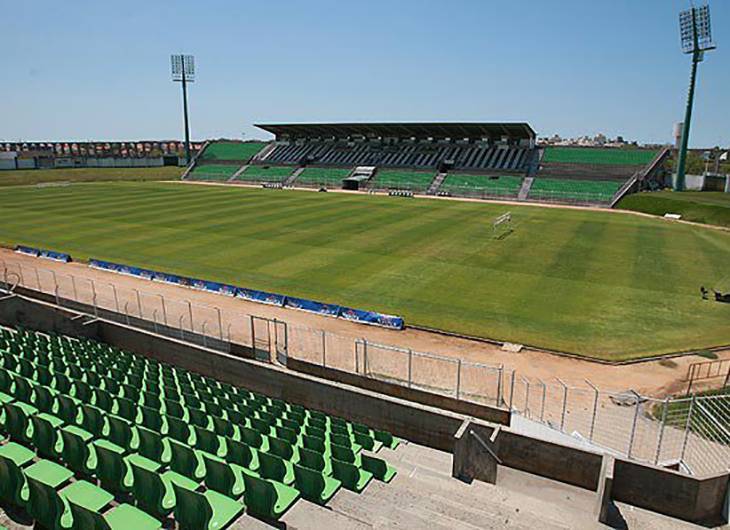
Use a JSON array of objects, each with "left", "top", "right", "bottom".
[{"left": 255, "top": 122, "right": 535, "bottom": 141}]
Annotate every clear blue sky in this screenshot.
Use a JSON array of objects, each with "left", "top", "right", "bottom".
[{"left": 2, "top": 0, "right": 727, "bottom": 147}]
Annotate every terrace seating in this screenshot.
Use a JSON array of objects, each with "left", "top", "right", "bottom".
[
  {"left": 440, "top": 174, "right": 523, "bottom": 198},
  {"left": 188, "top": 164, "right": 239, "bottom": 182},
  {"left": 294, "top": 167, "right": 352, "bottom": 188},
  {"left": 199, "top": 142, "right": 267, "bottom": 162},
  {"left": 234, "top": 165, "right": 294, "bottom": 183},
  {"left": 542, "top": 147, "right": 659, "bottom": 166},
  {"left": 528, "top": 178, "right": 621, "bottom": 204},
  {"left": 370, "top": 170, "right": 436, "bottom": 192},
  {"left": 0, "top": 325, "right": 397, "bottom": 527}
]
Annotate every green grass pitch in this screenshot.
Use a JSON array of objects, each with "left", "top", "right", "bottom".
[{"left": 1, "top": 181, "right": 729, "bottom": 360}]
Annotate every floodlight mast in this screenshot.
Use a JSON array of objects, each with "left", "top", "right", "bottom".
[
  {"left": 171, "top": 54, "right": 195, "bottom": 165},
  {"left": 675, "top": 5, "right": 715, "bottom": 191}
]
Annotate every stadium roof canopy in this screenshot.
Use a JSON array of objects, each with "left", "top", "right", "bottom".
[{"left": 255, "top": 122, "right": 535, "bottom": 141}]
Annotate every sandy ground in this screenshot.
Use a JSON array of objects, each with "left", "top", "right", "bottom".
[{"left": 2, "top": 247, "right": 727, "bottom": 399}]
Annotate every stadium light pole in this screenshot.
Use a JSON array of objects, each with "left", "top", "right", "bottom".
[
  {"left": 675, "top": 4, "right": 715, "bottom": 191},
  {"left": 171, "top": 54, "right": 195, "bottom": 165}
]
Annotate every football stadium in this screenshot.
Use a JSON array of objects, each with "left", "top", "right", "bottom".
[{"left": 1, "top": 2, "right": 729, "bottom": 529}]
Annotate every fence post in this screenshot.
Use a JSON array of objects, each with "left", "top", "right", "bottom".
[
  {"left": 250, "top": 316, "right": 255, "bottom": 350},
  {"left": 90, "top": 280, "right": 98, "bottom": 317},
  {"left": 216, "top": 308, "right": 223, "bottom": 340},
  {"left": 679, "top": 394, "right": 696, "bottom": 465},
  {"left": 524, "top": 378, "right": 531, "bottom": 417},
  {"left": 321, "top": 330, "right": 326, "bottom": 367},
  {"left": 456, "top": 359, "right": 462, "bottom": 400},
  {"left": 508, "top": 370, "right": 516, "bottom": 410},
  {"left": 540, "top": 379, "right": 546, "bottom": 422},
  {"left": 152, "top": 310, "right": 159, "bottom": 334},
  {"left": 186, "top": 300, "right": 194, "bottom": 332},
  {"left": 407, "top": 349, "right": 413, "bottom": 389},
  {"left": 202, "top": 322, "right": 208, "bottom": 348},
  {"left": 50, "top": 270, "right": 58, "bottom": 296},
  {"left": 18, "top": 265, "right": 25, "bottom": 287},
  {"left": 179, "top": 315, "right": 185, "bottom": 340},
  {"left": 627, "top": 393, "right": 641, "bottom": 459},
  {"left": 54, "top": 285, "right": 60, "bottom": 306},
  {"left": 586, "top": 380, "right": 599, "bottom": 443},
  {"left": 724, "top": 366, "right": 730, "bottom": 388},
  {"left": 124, "top": 302, "right": 130, "bottom": 326},
  {"left": 135, "top": 289, "right": 142, "bottom": 317},
  {"left": 34, "top": 268, "right": 41, "bottom": 290},
  {"left": 158, "top": 295, "right": 168, "bottom": 325},
  {"left": 496, "top": 365, "right": 503, "bottom": 407},
  {"left": 71, "top": 275, "right": 78, "bottom": 301},
  {"left": 109, "top": 283, "right": 120, "bottom": 313},
  {"left": 654, "top": 397, "right": 670, "bottom": 465},
  {"left": 557, "top": 378, "right": 568, "bottom": 432},
  {"left": 363, "top": 338, "right": 368, "bottom": 376}
]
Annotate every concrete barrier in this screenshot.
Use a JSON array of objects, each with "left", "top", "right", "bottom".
[{"left": 288, "top": 356, "right": 510, "bottom": 426}]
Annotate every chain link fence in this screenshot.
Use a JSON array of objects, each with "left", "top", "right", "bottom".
[{"left": 2, "top": 258, "right": 728, "bottom": 476}]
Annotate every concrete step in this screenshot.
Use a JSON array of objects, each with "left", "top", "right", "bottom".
[
  {"left": 229, "top": 164, "right": 249, "bottom": 181},
  {"left": 517, "top": 177, "right": 534, "bottom": 200}
]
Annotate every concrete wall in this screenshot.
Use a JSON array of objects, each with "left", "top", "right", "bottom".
[
  {"left": 672, "top": 173, "right": 704, "bottom": 191},
  {"left": 0, "top": 159, "right": 16, "bottom": 170},
  {"left": 612, "top": 459, "right": 729, "bottom": 526},
  {"left": 288, "top": 357, "right": 510, "bottom": 426},
  {"left": 16, "top": 158, "right": 36, "bottom": 170}
]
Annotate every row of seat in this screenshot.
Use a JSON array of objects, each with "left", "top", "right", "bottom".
[
  {"left": 235, "top": 166, "right": 293, "bottom": 183},
  {"left": 440, "top": 174, "right": 523, "bottom": 197},
  {"left": 200, "top": 142, "right": 267, "bottom": 162},
  {"left": 188, "top": 164, "right": 238, "bottom": 181},
  {"left": 0, "top": 326, "right": 398, "bottom": 528},
  {"left": 529, "top": 178, "right": 622, "bottom": 203}
]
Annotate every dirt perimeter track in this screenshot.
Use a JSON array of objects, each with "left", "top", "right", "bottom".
[{"left": 1, "top": 247, "right": 727, "bottom": 397}]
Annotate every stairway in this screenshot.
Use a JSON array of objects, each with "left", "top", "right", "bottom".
[
  {"left": 251, "top": 142, "right": 277, "bottom": 162},
  {"left": 229, "top": 165, "right": 248, "bottom": 181},
  {"left": 524, "top": 147, "right": 542, "bottom": 179},
  {"left": 285, "top": 167, "right": 305, "bottom": 186},
  {"left": 427, "top": 172, "right": 448, "bottom": 195},
  {"left": 518, "top": 177, "right": 534, "bottom": 200}
]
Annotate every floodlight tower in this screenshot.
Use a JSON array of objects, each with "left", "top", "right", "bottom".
[
  {"left": 675, "top": 4, "right": 715, "bottom": 191},
  {"left": 171, "top": 54, "right": 195, "bottom": 165}
]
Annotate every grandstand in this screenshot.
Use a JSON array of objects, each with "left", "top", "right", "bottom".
[
  {"left": 0, "top": 325, "right": 397, "bottom": 527},
  {"left": 186, "top": 127, "right": 667, "bottom": 207}
]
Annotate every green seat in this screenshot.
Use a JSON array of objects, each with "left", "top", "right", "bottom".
[
  {"left": 202, "top": 453, "right": 256, "bottom": 499},
  {"left": 25, "top": 460, "right": 75, "bottom": 529},
  {"left": 140, "top": 406, "right": 166, "bottom": 434},
  {"left": 331, "top": 443, "right": 360, "bottom": 466},
  {"left": 106, "top": 415, "right": 139, "bottom": 452},
  {"left": 361, "top": 454, "right": 397, "bottom": 483},
  {"left": 354, "top": 431, "right": 383, "bottom": 453},
  {"left": 374, "top": 430, "right": 400, "bottom": 449},
  {"left": 137, "top": 426, "right": 172, "bottom": 465},
  {"left": 293, "top": 463, "right": 341, "bottom": 505},
  {"left": 31, "top": 412, "right": 65, "bottom": 458},
  {"left": 94, "top": 389, "right": 114, "bottom": 413},
  {"left": 33, "top": 385, "right": 59, "bottom": 414},
  {"left": 4, "top": 401, "right": 38, "bottom": 442},
  {"left": 269, "top": 436, "right": 299, "bottom": 464},
  {"left": 10, "top": 374, "right": 34, "bottom": 403},
  {"left": 332, "top": 458, "right": 373, "bottom": 492},
  {"left": 60, "top": 480, "right": 114, "bottom": 525},
  {"left": 258, "top": 451, "right": 295, "bottom": 485},
  {"left": 80, "top": 404, "right": 107, "bottom": 438},
  {"left": 130, "top": 462, "right": 176, "bottom": 519},
  {"left": 242, "top": 474, "right": 299, "bottom": 521},
  {"left": 166, "top": 414, "right": 194, "bottom": 445},
  {"left": 93, "top": 439, "right": 135, "bottom": 493},
  {"left": 60, "top": 425, "right": 98, "bottom": 475},
  {"left": 240, "top": 426, "right": 269, "bottom": 452},
  {"left": 194, "top": 425, "right": 226, "bottom": 458},
  {"left": 225, "top": 438, "right": 260, "bottom": 473},
  {"left": 168, "top": 438, "right": 206, "bottom": 482},
  {"left": 171, "top": 482, "right": 244, "bottom": 530},
  {"left": 69, "top": 499, "right": 162, "bottom": 530},
  {"left": 301, "top": 434, "right": 328, "bottom": 456},
  {"left": 0, "top": 451, "right": 33, "bottom": 505},
  {"left": 298, "top": 446, "right": 332, "bottom": 475},
  {"left": 56, "top": 394, "right": 81, "bottom": 425}
]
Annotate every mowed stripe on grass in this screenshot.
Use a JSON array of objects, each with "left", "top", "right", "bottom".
[{"left": 1, "top": 181, "right": 729, "bottom": 360}]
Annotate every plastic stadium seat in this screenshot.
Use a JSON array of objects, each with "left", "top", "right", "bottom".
[
  {"left": 4, "top": 401, "right": 38, "bottom": 443},
  {"left": 332, "top": 458, "right": 373, "bottom": 492},
  {"left": 106, "top": 415, "right": 139, "bottom": 452},
  {"left": 225, "top": 438, "right": 260, "bottom": 472},
  {"left": 31, "top": 412, "right": 64, "bottom": 458},
  {"left": 171, "top": 482, "right": 244, "bottom": 530},
  {"left": 92, "top": 439, "right": 137, "bottom": 494},
  {"left": 60, "top": 425, "right": 98, "bottom": 475},
  {"left": 293, "top": 463, "right": 341, "bottom": 505},
  {"left": 298, "top": 446, "right": 332, "bottom": 476},
  {"left": 0, "top": 448, "right": 34, "bottom": 506},
  {"left": 202, "top": 453, "right": 256, "bottom": 499},
  {"left": 130, "top": 462, "right": 177, "bottom": 519},
  {"left": 361, "top": 454, "right": 397, "bottom": 483},
  {"left": 69, "top": 501, "right": 162, "bottom": 530},
  {"left": 374, "top": 429, "right": 400, "bottom": 449},
  {"left": 242, "top": 474, "right": 299, "bottom": 521},
  {"left": 137, "top": 426, "right": 172, "bottom": 466},
  {"left": 259, "top": 451, "right": 295, "bottom": 485}
]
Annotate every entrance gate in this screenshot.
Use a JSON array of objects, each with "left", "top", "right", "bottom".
[{"left": 249, "top": 316, "right": 288, "bottom": 364}]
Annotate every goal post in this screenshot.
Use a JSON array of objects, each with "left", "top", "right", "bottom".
[{"left": 492, "top": 212, "right": 513, "bottom": 238}]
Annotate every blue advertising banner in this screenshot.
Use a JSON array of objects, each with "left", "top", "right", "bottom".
[
  {"left": 89, "top": 259, "right": 115, "bottom": 271},
  {"left": 339, "top": 307, "right": 405, "bottom": 330},
  {"left": 16, "top": 245, "right": 40, "bottom": 257},
  {"left": 236, "top": 288, "right": 286, "bottom": 307},
  {"left": 39, "top": 250, "right": 71, "bottom": 263},
  {"left": 152, "top": 271, "right": 183, "bottom": 285},
  {"left": 285, "top": 296, "right": 341, "bottom": 317}
]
